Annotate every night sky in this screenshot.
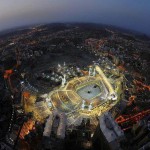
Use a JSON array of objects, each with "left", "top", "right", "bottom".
[{"left": 0, "top": 0, "right": 150, "bottom": 35}]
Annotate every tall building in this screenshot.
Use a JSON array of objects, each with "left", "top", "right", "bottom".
[
  {"left": 93, "top": 111, "right": 125, "bottom": 150},
  {"left": 42, "top": 110, "right": 66, "bottom": 150},
  {"left": 131, "top": 115, "right": 150, "bottom": 149}
]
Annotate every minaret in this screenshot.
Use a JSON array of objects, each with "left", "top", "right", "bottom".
[
  {"left": 89, "top": 67, "right": 92, "bottom": 76},
  {"left": 88, "top": 102, "right": 92, "bottom": 111},
  {"left": 81, "top": 100, "right": 85, "bottom": 110},
  {"left": 58, "top": 64, "right": 61, "bottom": 68},
  {"left": 93, "top": 68, "right": 96, "bottom": 76},
  {"left": 61, "top": 74, "right": 66, "bottom": 87}
]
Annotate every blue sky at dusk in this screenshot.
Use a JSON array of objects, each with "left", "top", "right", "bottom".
[{"left": 0, "top": 0, "right": 150, "bottom": 35}]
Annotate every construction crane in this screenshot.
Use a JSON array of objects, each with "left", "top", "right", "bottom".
[
  {"left": 115, "top": 109, "right": 150, "bottom": 131},
  {"left": 3, "top": 48, "right": 21, "bottom": 92}
]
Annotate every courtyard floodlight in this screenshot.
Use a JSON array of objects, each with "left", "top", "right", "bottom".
[
  {"left": 51, "top": 77, "right": 55, "bottom": 80},
  {"left": 108, "top": 93, "right": 117, "bottom": 101},
  {"left": 77, "top": 67, "right": 80, "bottom": 72},
  {"left": 48, "top": 102, "right": 52, "bottom": 107},
  {"left": 20, "top": 81, "right": 24, "bottom": 84},
  {"left": 81, "top": 105, "right": 85, "bottom": 110},
  {"left": 46, "top": 97, "right": 50, "bottom": 102}
]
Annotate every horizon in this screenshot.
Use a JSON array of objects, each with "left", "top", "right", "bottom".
[
  {"left": 0, "top": 22, "right": 150, "bottom": 38},
  {"left": 0, "top": 0, "right": 150, "bottom": 35}
]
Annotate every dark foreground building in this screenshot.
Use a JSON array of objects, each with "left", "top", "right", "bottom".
[{"left": 93, "top": 111, "right": 125, "bottom": 150}]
